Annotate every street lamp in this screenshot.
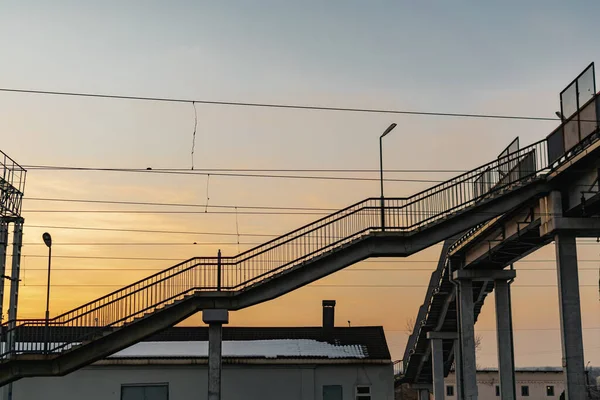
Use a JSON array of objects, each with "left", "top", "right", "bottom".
[
  {"left": 379, "top": 123, "right": 397, "bottom": 231},
  {"left": 42, "top": 232, "right": 52, "bottom": 354}
]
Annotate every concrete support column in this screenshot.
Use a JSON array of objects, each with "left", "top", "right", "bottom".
[
  {"left": 3, "top": 220, "right": 22, "bottom": 400},
  {"left": 203, "top": 309, "right": 229, "bottom": 400},
  {"left": 457, "top": 278, "right": 478, "bottom": 400},
  {"left": 453, "top": 269, "right": 516, "bottom": 400},
  {"left": 0, "top": 222, "right": 8, "bottom": 323},
  {"left": 428, "top": 332, "right": 458, "bottom": 400},
  {"left": 453, "top": 338, "right": 462, "bottom": 400},
  {"left": 431, "top": 339, "right": 444, "bottom": 400},
  {"left": 7, "top": 221, "right": 23, "bottom": 352},
  {"left": 554, "top": 232, "right": 586, "bottom": 400},
  {"left": 494, "top": 279, "right": 516, "bottom": 400}
]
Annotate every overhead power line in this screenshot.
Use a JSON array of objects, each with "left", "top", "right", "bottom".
[
  {"left": 22, "top": 166, "right": 444, "bottom": 183},
  {"left": 25, "top": 166, "right": 468, "bottom": 173},
  {"left": 18, "top": 283, "right": 598, "bottom": 288},
  {"left": 16, "top": 240, "right": 600, "bottom": 247},
  {"left": 0, "top": 87, "right": 561, "bottom": 122},
  {"left": 18, "top": 254, "right": 600, "bottom": 263},
  {"left": 19, "top": 267, "right": 598, "bottom": 272},
  {"left": 26, "top": 224, "right": 276, "bottom": 237},
  {"left": 22, "top": 210, "right": 325, "bottom": 215},
  {"left": 24, "top": 197, "right": 337, "bottom": 212}
]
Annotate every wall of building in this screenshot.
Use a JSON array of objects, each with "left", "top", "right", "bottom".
[
  {"left": 444, "top": 371, "right": 565, "bottom": 400},
  {"left": 5, "top": 363, "right": 393, "bottom": 400}
]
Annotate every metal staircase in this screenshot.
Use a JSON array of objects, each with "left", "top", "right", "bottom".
[
  {"left": 399, "top": 125, "right": 600, "bottom": 386},
  {"left": 0, "top": 139, "right": 552, "bottom": 383}
]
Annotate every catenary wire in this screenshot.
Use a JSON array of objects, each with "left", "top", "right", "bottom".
[
  {"left": 21, "top": 166, "right": 446, "bottom": 183},
  {"left": 24, "top": 197, "right": 338, "bottom": 212},
  {"left": 0, "top": 87, "right": 563, "bottom": 122},
  {"left": 18, "top": 255, "right": 600, "bottom": 263}
]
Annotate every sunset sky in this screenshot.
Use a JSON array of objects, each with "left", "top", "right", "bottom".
[{"left": 0, "top": 0, "right": 599, "bottom": 367}]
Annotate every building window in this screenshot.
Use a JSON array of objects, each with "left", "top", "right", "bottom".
[
  {"left": 521, "top": 385, "right": 530, "bottom": 396},
  {"left": 355, "top": 385, "right": 371, "bottom": 400},
  {"left": 446, "top": 385, "right": 454, "bottom": 396},
  {"left": 547, "top": 385, "right": 555, "bottom": 396},
  {"left": 323, "top": 385, "right": 343, "bottom": 400},
  {"left": 496, "top": 385, "right": 500, "bottom": 396},
  {"left": 121, "top": 384, "right": 168, "bottom": 400}
]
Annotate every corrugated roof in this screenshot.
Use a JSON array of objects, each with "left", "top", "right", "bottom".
[
  {"left": 12, "top": 326, "right": 391, "bottom": 361},
  {"left": 110, "top": 339, "right": 367, "bottom": 359}
]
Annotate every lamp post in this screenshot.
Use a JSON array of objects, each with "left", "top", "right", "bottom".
[
  {"left": 42, "top": 232, "right": 52, "bottom": 354},
  {"left": 379, "top": 123, "right": 397, "bottom": 231}
]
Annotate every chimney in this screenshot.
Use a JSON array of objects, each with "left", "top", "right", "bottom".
[{"left": 322, "top": 300, "right": 336, "bottom": 329}]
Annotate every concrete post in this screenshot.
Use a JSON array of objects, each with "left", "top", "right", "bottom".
[
  {"left": 4, "top": 220, "right": 22, "bottom": 400},
  {"left": 430, "top": 339, "right": 445, "bottom": 400},
  {"left": 203, "top": 309, "right": 229, "bottom": 400},
  {"left": 452, "top": 269, "right": 516, "bottom": 400},
  {"left": 494, "top": 279, "right": 516, "bottom": 400},
  {"left": 554, "top": 232, "right": 586, "bottom": 400},
  {"left": 208, "top": 323, "right": 222, "bottom": 400},
  {"left": 0, "top": 222, "right": 8, "bottom": 323},
  {"left": 428, "top": 332, "right": 458, "bottom": 400},
  {"left": 457, "top": 279, "right": 478, "bottom": 400},
  {"left": 454, "top": 338, "right": 462, "bottom": 400},
  {"left": 7, "top": 221, "right": 23, "bottom": 349}
]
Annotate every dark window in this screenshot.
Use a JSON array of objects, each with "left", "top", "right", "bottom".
[
  {"left": 446, "top": 385, "right": 454, "bottom": 396},
  {"left": 323, "top": 385, "right": 343, "bottom": 400},
  {"left": 522, "top": 385, "right": 530, "bottom": 396},
  {"left": 121, "top": 384, "right": 168, "bottom": 400},
  {"left": 547, "top": 385, "right": 555, "bottom": 396},
  {"left": 496, "top": 385, "right": 500, "bottom": 396},
  {"left": 355, "top": 385, "right": 371, "bottom": 399}
]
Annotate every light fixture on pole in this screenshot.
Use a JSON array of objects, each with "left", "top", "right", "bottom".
[
  {"left": 42, "top": 232, "right": 52, "bottom": 354},
  {"left": 379, "top": 123, "right": 397, "bottom": 231}
]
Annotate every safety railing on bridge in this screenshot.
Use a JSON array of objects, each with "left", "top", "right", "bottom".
[
  {"left": 0, "top": 149, "right": 26, "bottom": 218},
  {"left": 0, "top": 139, "right": 549, "bottom": 359}
]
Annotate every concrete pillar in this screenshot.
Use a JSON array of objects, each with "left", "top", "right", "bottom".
[
  {"left": 3, "top": 220, "right": 22, "bottom": 400},
  {"left": 494, "top": 279, "right": 516, "bottom": 400},
  {"left": 554, "top": 233, "right": 586, "bottom": 400},
  {"left": 457, "top": 279, "right": 478, "bottom": 400},
  {"left": 453, "top": 338, "right": 462, "bottom": 400},
  {"left": 428, "top": 332, "right": 458, "bottom": 400},
  {"left": 0, "top": 222, "right": 8, "bottom": 324},
  {"left": 430, "top": 339, "right": 445, "bottom": 400},
  {"left": 203, "top": 309, "right": 229, "bottom": 400},
  {"left": 208, "top": 323, "right": 222, "bottom": 400}
]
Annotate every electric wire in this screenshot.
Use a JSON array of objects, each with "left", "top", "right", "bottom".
[{"left": 0, "top": 87, "right": 563, "bottom": 122}]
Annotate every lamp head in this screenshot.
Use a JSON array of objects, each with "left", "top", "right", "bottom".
[
  {"left": 381, "top": 123, "right": 397, "bottom": 138},
  {"left": 42, "top": 232, "right": 52, "bottom": 248}
]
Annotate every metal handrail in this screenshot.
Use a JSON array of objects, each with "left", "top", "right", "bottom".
[
  {"left": 0, "top": 139, "right": 550, "bottom": 359},
  {"left": 399, "top": 130, "right": 600, "bottom": 382}
]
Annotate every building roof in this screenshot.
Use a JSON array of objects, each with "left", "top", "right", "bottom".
[
  {"left": 111, "top": 339, "right": 367, "bottom": 359},
  {"left": 14, "top": 326, "right": 391, "bottom": 361}
]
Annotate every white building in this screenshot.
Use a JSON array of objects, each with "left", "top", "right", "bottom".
[
  {"left": 4, "top": 303, "right": 393, "bottom": 400},
  {"left": 443, "top": 368, "right": 565, "bottom": 399}
]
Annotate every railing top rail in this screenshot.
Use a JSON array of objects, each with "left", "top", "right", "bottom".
[
  {"left": 401, "top": 139, "right": 547, "bottom": 201},
  {"left": 47, "top": 256, "right": 208, "bottom": 321},
  {"left": 230, "top": 197, "right": 375, "bottom": 260},
  {"left": 0, "top": 149, "right": 26, "bottom": 173}
]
